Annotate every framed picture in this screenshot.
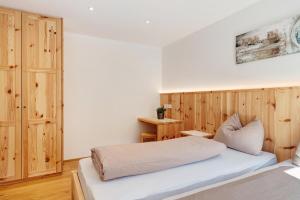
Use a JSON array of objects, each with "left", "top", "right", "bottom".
[{"left": 236, "top": 15, "right": 300, "bottom": 64}]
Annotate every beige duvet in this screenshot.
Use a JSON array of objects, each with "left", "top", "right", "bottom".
[{"left": 91, "top": 136, "right": 226, "bottom": 181}]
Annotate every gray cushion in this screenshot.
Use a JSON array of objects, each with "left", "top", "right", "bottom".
[
  {"left": 223, "top": 120, "right": 264, "bottom": 155},
  {"left": 214, "top": 113, "right": 264, "bottom": 155},
  {"left": 214, "top": 113, "right": 242, "bottom": 143},
  {"left": 293, "top": 144, "right": 300, "bottom": 166}
]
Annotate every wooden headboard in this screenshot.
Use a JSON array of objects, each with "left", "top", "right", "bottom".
[{"left": 160, "top": 87, "right": 300, "bottom": 161}]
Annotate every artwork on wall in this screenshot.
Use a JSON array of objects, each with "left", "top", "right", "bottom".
[{"left": 236, "top": 15, "right": 300, "bottom": 64}]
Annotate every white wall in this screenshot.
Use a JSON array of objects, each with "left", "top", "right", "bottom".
[
  {"left": 64, "top": 32, "right": 161, "bottom": 159},
  {"left": 162, "top": 0, "right": 300, "bottom": 92}
]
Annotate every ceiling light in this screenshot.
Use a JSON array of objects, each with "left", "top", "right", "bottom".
[
  {"left": 145, "top": 20, "right": 151, "bottom": 24},
  {"left": 89, "top": 6, "right": 94, "bottom": 11}
]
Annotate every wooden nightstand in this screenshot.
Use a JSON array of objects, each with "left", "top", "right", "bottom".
[
  {"left": 180, "top": 130, "right": 214, "bottom": 139},
  {"left": 138, "top": 117, "right": 183, "bottom": 141}
]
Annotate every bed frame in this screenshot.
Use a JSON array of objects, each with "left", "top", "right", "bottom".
[{"left": 72, "top": 170, "right": 85, "bottom": 200}]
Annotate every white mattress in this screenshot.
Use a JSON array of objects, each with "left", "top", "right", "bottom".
[{"left": 78, "top": 148, "right": 277, "bottom": 200}]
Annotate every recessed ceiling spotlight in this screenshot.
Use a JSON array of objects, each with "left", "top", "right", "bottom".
[
  {"left": 145, "top": 20, "right": 151, "bottom": 24},
  {"left": 89, "top": 6, "right": 94, "bottom": 11}
]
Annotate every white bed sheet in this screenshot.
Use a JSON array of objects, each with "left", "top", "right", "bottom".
[
  {"left": 165, "top": 160, "right": 295, "bottom": 200},
  {"left": 78, "top": 148, "right": 277, "bottom": 200}
]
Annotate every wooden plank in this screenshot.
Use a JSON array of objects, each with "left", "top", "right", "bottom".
[
  {"left": 205, "top": 92, "right": 215, "bottom": 133},
  {"left": 0, "top": 7, "right": 21, "bottom": 183},
  {"left": 72, "top": 171, "right": 85, "bottom": 200},
  {"left": 212, "top": 92, "right": 222, "bottom": 134},
  {"left": 274, "top": 88, "right": 292, "bottom": 161},
  {"left": 55, "top": 17, "right": 63, "bottom": 173},
  {"left": 290, "top": 88, "right": 300, "bottom": 158},
  {"left": 171, "top": 93, "right": 183, "bottom": 120},
  {"left": 182, "top": 93, "right": 195, "bottom": 130}
]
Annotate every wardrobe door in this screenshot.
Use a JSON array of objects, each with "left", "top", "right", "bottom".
[
  {"left": 0, "top": 8, "right": 22, "bottom": 183},
  {"left": 22, "top": 13, "right": 63, "bottom": 178}
]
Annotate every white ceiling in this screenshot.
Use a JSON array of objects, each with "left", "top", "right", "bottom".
[{"left": 0, "top": 0, "right": 262, "bottom": 46}]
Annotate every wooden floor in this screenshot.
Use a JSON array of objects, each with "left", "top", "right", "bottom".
[{"left": 0, "top": 159, "right": 79, "bottom": 200}]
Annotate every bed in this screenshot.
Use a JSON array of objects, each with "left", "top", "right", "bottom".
[
  {"left": 166, "top": 160, "right": 299, "bottom": 200},
  {"left": 72, "top": 148, "right": 276, "bottom": 200}
]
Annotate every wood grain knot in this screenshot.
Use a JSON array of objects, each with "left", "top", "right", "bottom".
[
  {"left": 35, "top": 82, "right": 39, "bottom": 87},
  {"left": 29, "top": 44, "right": 34, "bottom": 47},
  {"left": 15, "top": 28, "right": 20, "bottom": 31},
  {"left": 284, "top": 119, "right": 291, "bottom": 122},
  {"left": 7, "top": 89, "right": 12, "bottom": 94},
  {"left": 265, "top": 138, "right": 273, "bottom": 142},
  {"left": 46, "top": 121, "right": 51, "bottom": 124},
  {"left": 283, "top": 146, "right": 296, "bottom": 150}
]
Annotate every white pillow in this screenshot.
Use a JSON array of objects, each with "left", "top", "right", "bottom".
[
  {"left": 293, "top": 144, "right": 300, "bottom": 166},
  {"left": 214, "top": 113, "right": 242, "bottom": 143},
  {"left": 223, "top": 120, "right": 264, "bottom": 155}
]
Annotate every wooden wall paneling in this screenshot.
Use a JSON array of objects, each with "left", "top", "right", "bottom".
[
  {"left": 205, "top": 92, "right": 216, "bottom": 134},
  {"left": 182, "top": 93, "right": 196, "bottom": 130},
  {"left": 195, "top": 93, "right": 203, "bottom": 131},
  {"left": 273, "top": 88, "right": 292, "bottom": 161},
  {"left": 171, "top": 93, "right": 183, "bottom": 120},
  {"left": 264, "top": 89, "right": 275, "bottom": 153},
  {"left": 160, "top": 86, "right": 300, "bottom": 161},
  {"left": 237, "top": 91, "right": 247, "bottom": 125},
  {"left": 160, "top": 94, "right": 171, "bottom": 118},
  {"left": 212, "top": 92, "right": 222, "bottom": 134},
  {"left": 290, "top": 88, "right": 300, "bottom": 157},
  {"left": 220, "top": 91, "right": 235, "bottom": 123},
  {"left": 0, "top": 8, "right": 21, "bottom": 183},
  {"left": 22, "top": 12, "right": 63, "bottom": 178},
  {"left": 199, "top": 93, "right": 208, "bottom": 132}
]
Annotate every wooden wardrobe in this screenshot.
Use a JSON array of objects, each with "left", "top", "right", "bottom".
[{"left": 0, "top": 7, "right": 63, "bottom": 183}]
